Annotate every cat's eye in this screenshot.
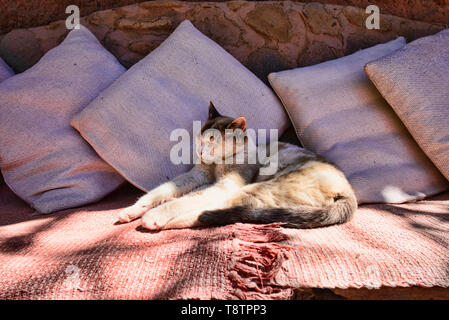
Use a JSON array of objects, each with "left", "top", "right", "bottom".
[{"left": 209, "top": 136, "right": 215, "bottom": 142}]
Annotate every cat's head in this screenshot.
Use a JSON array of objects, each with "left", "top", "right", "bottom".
[{"left": 197, "top": 102, "right": 247, "bottom": 163}]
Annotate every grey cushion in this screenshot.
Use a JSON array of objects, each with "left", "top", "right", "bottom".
[
  {"left": 366, "top": 29, "right": 449, "bottom": 182},
  {"left": 71, "top": 20, "right": 289, "bottom": 192},
  {"left": 269, "top": 37, "right": 448, "bottom": 204},
  {"left": 0, "top": 57, "right": 14, "bottom": 186},
  {"left": 0, "top": 57, "right": 14, "bottom": 82},
  {"left": 0, "top": 25, "right": 126, "bottom": 213}
]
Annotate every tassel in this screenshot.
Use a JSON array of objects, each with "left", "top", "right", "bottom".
[{"left": 227, "top": 223, "right": 294, "bottom": 300}]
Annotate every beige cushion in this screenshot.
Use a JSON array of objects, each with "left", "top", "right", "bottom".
[
  {"left": 0, "top": 57, "right": 14, "bottom": 82},
  {"left": 0, "top": 25, "right": 126, "bottom": 213},
  {"left": 269, "top": 37, "right": 448, "bottom": 204},
  {"left": 365, "top": 29, "right": 449, "bottom": 182},
  {"left": 71, "top": 20, "right": 289, "bottom": 192}
]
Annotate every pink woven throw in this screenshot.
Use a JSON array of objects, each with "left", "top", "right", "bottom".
[
  {"left": 0, "top": 184, "right": 292, "bottom": 299},
  {"left": 280, "top": 194, "right": 449, "bottom": 289},
  {"left": 0, "top": 183, "right": 448, "bottom": 299}
]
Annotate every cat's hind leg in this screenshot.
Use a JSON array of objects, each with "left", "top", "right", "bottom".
[
  {"left": 141, "top": 174, "right": 244, "bottom": 230},
  {"left": 118, "top": 165, "right": 213, "bottom": 223},
  {"left": 141, "top": 189, "right": 230, "bottom": 230},
  {"left": 118, "top": 192, "right": 174, "bottom": 223}
]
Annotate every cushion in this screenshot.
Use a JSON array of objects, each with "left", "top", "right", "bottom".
[
  {"left": 0, "top": 57, "right": 14, "bottom": 82},
  {"left": 269, "top": 37, "right": 448, "bottom": 204},
  {"left": 71, "top": 20, "right": 289, "bottom": 192},
  {"left": 0, "top": 58, "right": 13, "bottom": 187},
  {"left": 365, "top": 29, "right": 449, "bottom": 182},
  {"left": 0, "top": 25, "right": 126, "bottom": 214}
]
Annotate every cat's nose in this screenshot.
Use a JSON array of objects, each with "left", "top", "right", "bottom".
[{"left": 199, "top": 143, "right": 209, "bottom": 155}]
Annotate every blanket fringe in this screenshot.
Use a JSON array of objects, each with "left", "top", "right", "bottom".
[{"left": 227, "top": 223, "right": 294, "bottom": 300}]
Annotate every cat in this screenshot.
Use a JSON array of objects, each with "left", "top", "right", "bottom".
[{"left": 118, "top": 102, "right": 357, "bottom": 230}]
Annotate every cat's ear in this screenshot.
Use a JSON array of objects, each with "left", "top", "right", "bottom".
[
  {"left": 228, "top": 116, "right": 247, "bottom": 131},
  {"left": 208, "top": 101, "right": 221, "bottom": 119}
]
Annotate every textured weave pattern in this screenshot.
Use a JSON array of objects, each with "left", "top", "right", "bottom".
[
  {"left": 269, "top": 38, "right": 449, "bottom": 204},
  {"left": 71, "top": 20, "right": 289, "bottom": 193},
  {"left": 1, "top": 184, "right": 448, "bottom": 300},
  {"left": 365, "top": 29, "right": 449, "bottom": 181},
  {"left": 0, "top": 184, "right": 292, "bottom": 300},
  {"left": 0, "top": 57, "right": 14, "bottom": 82},
  {"left": 0, "top": 25, "right": 125, "bottom": 214},
  {"left": 281, "top": 193, "right": 449, "bottom": 289},
  {"left": 0, "top": 58, "right": 13, "bottom": 186}
]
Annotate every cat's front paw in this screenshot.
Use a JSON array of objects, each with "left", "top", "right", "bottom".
[{"left": 118, "top": 205, "right": 146, "bottom": 223}]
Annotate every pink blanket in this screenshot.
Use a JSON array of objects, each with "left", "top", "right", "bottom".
[
  {"left": 0, "top": 184, "right": 448, "bottom": 299},
  {"left": 279, "top": 194, "right": 449, "bottom": 290}
]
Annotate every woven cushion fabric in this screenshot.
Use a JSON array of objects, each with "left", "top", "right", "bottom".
[
  {"left": 269, "top": 37, "right": 448, "bottom": 204},
  {"left": 0, "top": 58, "right": 14, "bottom": 186},
  {"left": 71, "top": 20, "right": 289, "bottom": 192},
  {"left": 365, "top": 29, "right": 449, "bottom": 182},
  {"left": 0, "top": 25, "right": 126, "bottom": 214},
  {"left": 0, "top": 57, "right": 14, "bottom": 83}
]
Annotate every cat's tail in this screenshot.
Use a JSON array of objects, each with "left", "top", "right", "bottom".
[{"left": 198, "top": 195, "right": 357, "bottom": 229}]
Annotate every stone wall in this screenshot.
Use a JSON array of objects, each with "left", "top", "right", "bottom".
[
  {"left": 0, "top": 1, "right": 444, "bottom": 77},
  {"left": 0, "top": 0, "right": 448, "bottom": 35}
]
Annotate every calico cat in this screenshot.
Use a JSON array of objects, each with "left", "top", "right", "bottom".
[{"left": 118, "top": 102, "right": 357, "bottom": 230}]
